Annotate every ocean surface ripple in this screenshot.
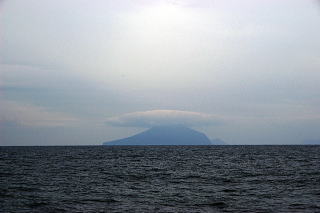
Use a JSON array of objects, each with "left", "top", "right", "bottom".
[{"left": 1, "top": 145, "right": 320, "bottom": 212}]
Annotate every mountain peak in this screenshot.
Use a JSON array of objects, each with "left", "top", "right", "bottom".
[{"left": 103, "top": 125, "right": 211, "bottom": 146}]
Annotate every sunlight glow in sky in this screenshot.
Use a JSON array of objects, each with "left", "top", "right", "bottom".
[{"left": 0, "top": 0, "right": 320, "bottom": 145}]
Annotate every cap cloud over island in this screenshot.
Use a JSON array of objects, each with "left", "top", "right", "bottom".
[
  {"left": 1, "top": 0, "right": 320, "bottom": 147},
  {"left": 103, "top": 110, "right": 226, "bottom": 146},
  {"left": 103, "top": 125, "right": 226, "bottom": 146}
]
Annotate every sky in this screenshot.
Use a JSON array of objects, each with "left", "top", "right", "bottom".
[{"left": 0, "top": 0, "right": 320, "bottom": 145}]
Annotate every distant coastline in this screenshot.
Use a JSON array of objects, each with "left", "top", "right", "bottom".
[{"left": 103, "top": 125, "right": 226, "bottom": 146}]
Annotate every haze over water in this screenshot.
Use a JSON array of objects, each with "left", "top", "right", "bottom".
[
  {"left": 1, "top": 1, "right": 320, "bottom": 212},
  {"left": 1, "top": 0, "right": 320, "bottom": 146}
]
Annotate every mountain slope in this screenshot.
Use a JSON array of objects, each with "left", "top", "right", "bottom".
[
  {"left": 103, "top": 125, "right": 211, "bottom": 145},
  {"left": 210, "top": 138, "right": 226, "bottom": 145}
]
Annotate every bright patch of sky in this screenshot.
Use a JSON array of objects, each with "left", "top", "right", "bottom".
[{"left": 1, "top": 0, "right": 320, "bottom": 145}]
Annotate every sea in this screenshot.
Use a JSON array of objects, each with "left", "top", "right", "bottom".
[{"left": 1, "top": 145, "right": 319, "bottom": 213}]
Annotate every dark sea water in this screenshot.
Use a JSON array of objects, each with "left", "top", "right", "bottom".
[{"left": 1, "top": 145, "right": 320, "bottom": 213}]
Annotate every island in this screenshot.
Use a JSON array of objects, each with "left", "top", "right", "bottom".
[
  {"left": 210, "top": 138, "right": 226, "bottom": 145},
  {"left": 103, "top": 125, "right": 223, "bottom": 146},
  {"left": 302, "top": 139, "right": 320, "bottom": 145}
]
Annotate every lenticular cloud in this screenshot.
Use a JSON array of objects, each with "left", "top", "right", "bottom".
[{"left": 105, "top": 110, "right": 221, "bottom": 127}]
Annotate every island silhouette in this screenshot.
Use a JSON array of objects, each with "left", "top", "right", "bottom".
[{"left": 103, "top": 125, "right": 225, "bottom": 145}]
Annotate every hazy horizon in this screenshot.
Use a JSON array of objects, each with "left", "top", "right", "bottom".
[{"left": 1, "top": 0, "right": 320, "bottom": 145}]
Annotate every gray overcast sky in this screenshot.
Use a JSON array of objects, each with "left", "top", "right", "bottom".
[{"left": 1, "top": 0, "right": 320, "bottom": 145}]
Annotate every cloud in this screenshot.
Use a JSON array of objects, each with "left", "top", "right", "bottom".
[
  {"left": 106, "top": 109, "right": 221, "bottom": 127},
  {"left": 0, "top": 63, "right": 85, "bottom": 89},
  {"left": 0, "top": 99, "right": 78, "bottom": 127}
]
